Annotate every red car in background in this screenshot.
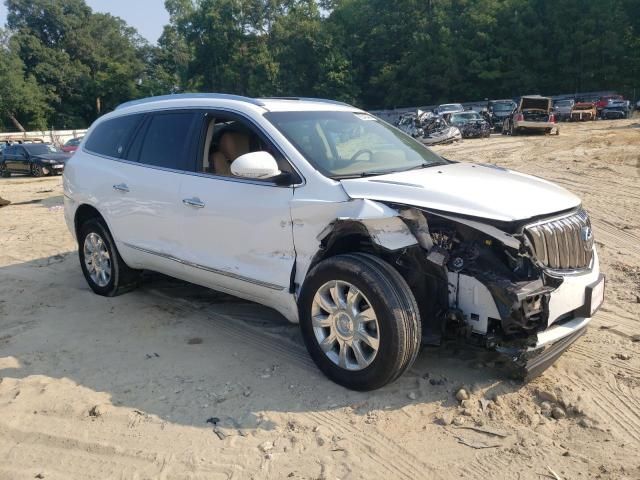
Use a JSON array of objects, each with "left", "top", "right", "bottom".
[{"left": 60, "top": 137, "right": 83, "bottom": 154}]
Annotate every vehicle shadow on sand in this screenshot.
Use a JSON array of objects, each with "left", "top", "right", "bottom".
[{"left": 0, "top": 252, "right": 522, "bottom": 432}]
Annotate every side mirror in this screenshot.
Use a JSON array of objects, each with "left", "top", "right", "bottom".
[{"left": 231, "top": 151, "right": 281, "bottom": 180}]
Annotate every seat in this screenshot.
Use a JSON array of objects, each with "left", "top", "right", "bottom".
[{"left": 210, "top": 131, "right": 251, "bottom": 175}]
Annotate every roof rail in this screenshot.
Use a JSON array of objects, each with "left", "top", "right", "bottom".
[
  {"left": 115, "top": 93, "right": 266, "bottom": 110},
  {"left": 259, "top": 97, "right": 352, "bottom": 107}
]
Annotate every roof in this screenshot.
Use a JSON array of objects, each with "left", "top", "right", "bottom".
[{"left": 115, "top": 93, "right": 357, "bottom": 113}]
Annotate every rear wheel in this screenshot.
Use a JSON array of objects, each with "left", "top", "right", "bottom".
[
  {"left": 78, "top": 218, "right": 140, "bottom": 296},
  {"left": 0, "top": 163, "right": 10, "bottom": 178},
  {"left": 299, "top": 253, "right": 421, "bottom": 391}
]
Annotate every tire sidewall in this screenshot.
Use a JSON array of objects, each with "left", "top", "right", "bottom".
[
  {"left": 298, "top": 256, "right": 407, "bottom": 390},
  {"left": 78, "top": 219, "right": 121, "bottom": 296}
]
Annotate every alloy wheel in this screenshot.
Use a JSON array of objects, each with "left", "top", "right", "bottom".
[
  {"left": 83, "top": 232, "right": 112, "bottom": 287},
  {"left": 31, "top": 163, "right": 43, "bottom": 177},
  {"left": 311, "top": 280, "right": 380, "bottom": 371}
]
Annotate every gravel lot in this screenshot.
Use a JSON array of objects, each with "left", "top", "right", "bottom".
[{"left": 1, "top": 118, "right": 639, "bottom": 479}]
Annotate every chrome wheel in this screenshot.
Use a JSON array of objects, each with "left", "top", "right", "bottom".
[
  {"left": 311, "top": 280, "right": 380, "bottom": 371},
  {"left": 83, "top": 232, "right": 112, "bottom": 287}
]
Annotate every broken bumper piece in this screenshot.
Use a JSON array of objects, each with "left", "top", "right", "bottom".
[
  {"left": 501, "top": 316, "right": 589, "bottom": 380},
  {"left": 498, "top": 274, "right": 604, "bottom": 380}
]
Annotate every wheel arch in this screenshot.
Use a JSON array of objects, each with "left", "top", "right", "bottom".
[{"left": 74, "top": 203, "right": 107, "bottom": 239}]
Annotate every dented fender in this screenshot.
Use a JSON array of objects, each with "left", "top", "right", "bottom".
[{"left": 291, "top": 198, "right": 420, "bottom": 294}]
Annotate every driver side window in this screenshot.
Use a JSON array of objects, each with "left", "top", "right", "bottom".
[{"left": 198, "top": 113, "right": 296, "bottom": 181}]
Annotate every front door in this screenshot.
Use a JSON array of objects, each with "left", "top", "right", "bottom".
[{"left": 177, "top": 111, "right": 297, "bottom": 302}]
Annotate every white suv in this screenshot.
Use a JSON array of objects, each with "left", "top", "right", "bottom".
[{"left": 63, "top": 94, "right": 604, "bottom": 390}]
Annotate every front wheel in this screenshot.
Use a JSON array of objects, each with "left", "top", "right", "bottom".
[
  {"left": 299, "top": 253, "right": 421, "bottom": 391},
  {"left": 30, "top": 163, "right": 45, "bottom": 177},
  {"left": 0, "top": 163, "right": 10, "bottom": 178},
  {"left": 78, "top": 218, "right": 141, "bottom": 296}
]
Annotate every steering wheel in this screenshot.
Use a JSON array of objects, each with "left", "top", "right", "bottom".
[{"left": 349, "top": 149, "right": 373, "bottom": 162}]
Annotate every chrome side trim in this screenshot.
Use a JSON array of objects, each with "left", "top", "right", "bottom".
[{"left": 123, "top": 242, "right": 286, "bottom": 291}]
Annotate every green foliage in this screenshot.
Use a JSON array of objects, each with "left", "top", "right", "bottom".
[
  {"left": 0, "top": 0, "right": 638, "bottom": 130},
  {"left": 0, "top": 33, "right": 49, "bottom": 130}
]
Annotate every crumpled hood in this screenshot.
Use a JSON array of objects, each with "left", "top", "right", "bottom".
[{"left": 340, "top": 162, "right": 581, "bottom": 222}]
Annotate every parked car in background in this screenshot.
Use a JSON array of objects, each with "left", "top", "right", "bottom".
[
  {"left": 64, "top": 93, "right": 603, "bottom": 390},
  {"left": 552, "top": 99, "right": 575, "bottom": 121},
  {"left": 435, "top": 103, "right": 464, "bottom": 115},
  {"left": 595, "top": 94, "right": 623, "bottom": 117},
  {"left": 61, "top": 137, "right": 84, "bottom": 153},
  {"left": 601, "top": 99, "right": 630, "bottom": 119},
  {"left": 445, "top": 111, "right": 491, "bottom": 138},
  {"left": 570, "top": 102, "right": 597, "bottom": 121},
  {"left": 0, "top": 143, "right": 70, "bottom": 177},
  {"left": 487, "top": 99, "right": 517, "bottom": 131},
  {"left": 502, "top": 95, "right": 558, "bottom": 135}
]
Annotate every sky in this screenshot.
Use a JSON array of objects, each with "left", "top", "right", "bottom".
[{"left": 0, "top": 0, "right": 170, "bottom": 44}]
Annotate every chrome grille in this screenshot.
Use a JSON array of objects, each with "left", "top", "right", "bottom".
[{"left": 525, "top": 210, "right": 594, "bottom": 270}]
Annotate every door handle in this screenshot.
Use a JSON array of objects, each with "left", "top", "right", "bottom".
[
  {"left": 113, "top": 183, "right": 130, "bottom": 193},
  {"left": 182, "top": 197, "right": 205, "bottom": 208}
]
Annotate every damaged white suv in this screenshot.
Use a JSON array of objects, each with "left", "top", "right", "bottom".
[{"left": 63, "top": 94, "right": 604, "bottom": 390}]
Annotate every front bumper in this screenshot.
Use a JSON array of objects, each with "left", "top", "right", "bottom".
[
  {"left": 570, "top": 112, "right": 595, "bottom": 121},
  {"left": 503, "top": 318, "right": 588, "bottom": 380},
  {"left": 602, "top": 111, "right": 626, "bottom": 119},
  {"left": 498, "top": 271, "right": 605, "bottom": 379}
]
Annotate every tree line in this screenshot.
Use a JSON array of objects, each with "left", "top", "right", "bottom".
[{"left": 1, "top": 0, "right": 638, "bottom": 131}]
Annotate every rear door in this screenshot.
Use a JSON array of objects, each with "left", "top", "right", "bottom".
[{"left": 97, "top": 110, "right": 200, "bottom": 277}]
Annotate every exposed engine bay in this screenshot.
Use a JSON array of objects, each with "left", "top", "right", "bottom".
[{"left": 313, "top": 201, "right": 603, "bottom": 378}]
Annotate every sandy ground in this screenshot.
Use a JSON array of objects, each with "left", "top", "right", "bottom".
[{"left": 0, "top": 118, "right": 639, "bottom": 480}]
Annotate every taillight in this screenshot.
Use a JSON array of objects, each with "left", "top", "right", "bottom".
[
  {"left": 549, "top": 113, "right": 556, "bottom": 123},
  {"left": 515, "top": 113, "right": 524, "bottom": 122}
]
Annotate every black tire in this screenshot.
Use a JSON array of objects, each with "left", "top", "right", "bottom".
[
  {"left": 30, "top": 163, "right": 44, "bottom": 177},
  {"left": 299, "top": 253, "right": 421, "bottom": 391},
  {"left": 78, "top": 218, "right": 141, "bottom": 296},
  {"left": 0, "top": 163, "right": 10, "bottom": 178}
]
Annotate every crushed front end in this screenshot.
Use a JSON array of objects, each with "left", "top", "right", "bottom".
[{"left": 401, "top": 207, "right": 605, "bottom": 378}]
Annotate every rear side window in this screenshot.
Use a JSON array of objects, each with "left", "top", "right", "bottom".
[
  {"left": 85, "top": 114, "right": 143, "bottom": 158},
  {"left": 137, "top": 112, "right": 197, "bottom": 170}
]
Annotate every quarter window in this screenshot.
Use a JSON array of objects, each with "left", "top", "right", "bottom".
[
  {"left": 137, "top": 112, "right": 197, "bottom": 170},
  {"left": 85, "top": 114, "right": 143, "bottom": 158}
]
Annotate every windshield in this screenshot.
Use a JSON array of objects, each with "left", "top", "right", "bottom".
[
  {"left": 450, "top": 112, "right": 482, "bottom": 123},
  {"left": 491, "top": 102, "right": 514, "bottom": 111},
  {"left": 555, "top": 100, "right": 573, "bottom": 107},
  {"left": 439, "top": 104, "right": 463, "bottom": 112},
  {"left": 24, "top": 144, "right": 61, "bottom": 155},
  {"left": 65, "top": 138, "right": 82, "bottom": 146},
  {"left": 265, "top": 111, "right": 446, "bottom": 178}
]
